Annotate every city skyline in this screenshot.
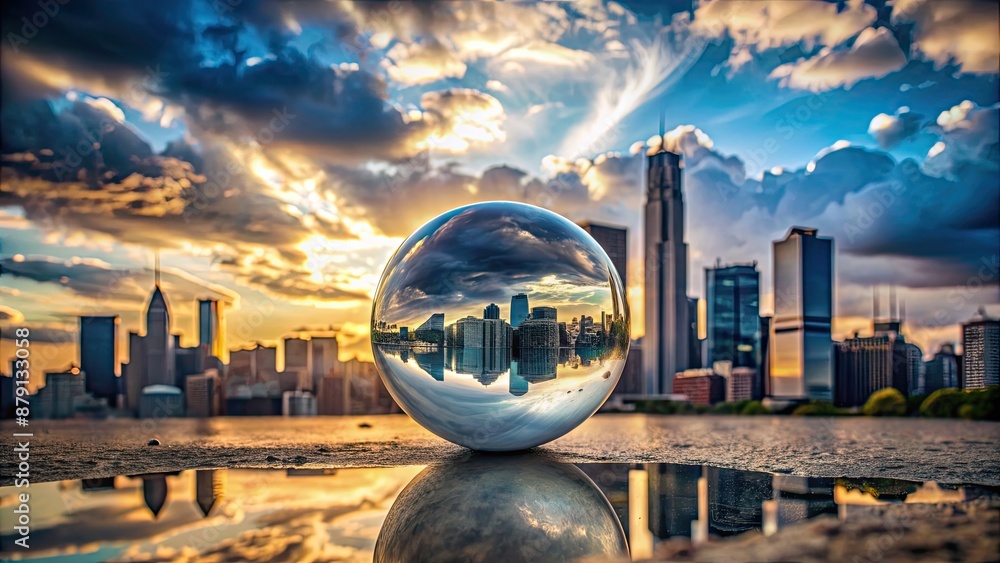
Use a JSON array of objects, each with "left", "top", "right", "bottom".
[{"left": 1, "top": 0, "right": 998, "bottom": 379}]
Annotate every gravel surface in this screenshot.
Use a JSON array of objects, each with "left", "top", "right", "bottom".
[{"left": 2, "top": 414, "right": 999, "bottom": 485}]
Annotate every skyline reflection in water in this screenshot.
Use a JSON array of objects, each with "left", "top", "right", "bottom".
[
  {"left": 370, "top": 202, "right": 630, "bottom": 451},
  {"left": 1, "top": 460, "right": 989, "bottom": 562}
]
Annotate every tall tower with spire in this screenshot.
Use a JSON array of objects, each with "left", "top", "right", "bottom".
[
  {"left": 144, "top": 257, "right": 175, "bottom": 387},
  {"left": 643, "top": 134, "right": 690, "bottom": 394}
]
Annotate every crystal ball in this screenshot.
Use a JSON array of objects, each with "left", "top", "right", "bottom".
[
  {"left": 375, "top": 456, "right": 629, "bottom": 562},
  {"left": 371, "top": 201, "right": 630, "bottom": 451}
]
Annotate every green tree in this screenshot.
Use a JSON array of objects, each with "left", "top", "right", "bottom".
[{"left": 863, "top": 388, "right": 907, "bottom": 417}]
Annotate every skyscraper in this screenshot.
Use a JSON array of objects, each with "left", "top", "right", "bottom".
[
  {"left": 510, "top": 293, "right": 529, "bottom": 328},
  {"left": 79, "top": 315, "right": 120, "bottom": 407},
  {"left": 579, "top": 221, "right": 628, "bottom": 286},
  {"left": 705, "top": 263, "right": 760, "bottom": 371},
  {"left": 484, "top": 303, "right": 500, "bottom": 320},
  {"left": 644, "top": 143, "right": 689, "bottom": 394},
  {"left": 962, "top": 313, "right": 999, "bottom": 388},
  {"left": 185, "top": 370, "right": 221, "bottom": 417},
  {"left": 770, "top": 227, "right": 833, "bottom": 401},
  {"left": 414, "top": 313, "right": 445, "bottom": 344},
  {"left": 144, "top": 285, "right": 175, "bottom": 388},
  {"left": 687, "top": 297, "right": 702, "bottom": 369},
  {"left": 530, "top": 306, "right": 557, "bottom": 321},
  {"left": 198, "top": 299, "right": 226, "bottom": 362},
  {"left": 834, "top": 334, "right": 898, "bottom": 407},
  {"left": 284, "top": 337, "right": 313, "bottom": 381},
  {"left": 195, "top": 469, "right": 225, "bottom": 517},
  {"left": 310, "top": 336, "right": 340, "bottom": 379},
  {"left": 924, "top": 343, "right": 960, "bottom": 393}
]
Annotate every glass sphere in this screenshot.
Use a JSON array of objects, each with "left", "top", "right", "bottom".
[
  {"left": 371, "top": 201, "right": 630, "bottom": 451},
  {"left": 375, "top": 457, "right": 629, "bottom": 562}
]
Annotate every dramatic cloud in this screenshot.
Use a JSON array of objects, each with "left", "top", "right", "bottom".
[
  {"left": 383, "top": 39, "right": 468, "bottom": 85},
  {"left": 0, "top": 254, "right": 236, "bottom": 303},
  {"left": 770, "top": 27, "right": 908, "bottom": 92},
  {"left": 690, "top": 0, "right": 877, "bottom": 69},
  {"left": 868, "top": 107, "right": 924, "bottom": 149},
  {"left": 415, "top": 89, "right": 507, "bottom": 153},
  {"left": 924, "top": 101, "right": 1000, "bottom": 178},
  {"left": 892, "top": 0, "right": 1000, "bottom": 74},
  {"left": 375, "top": 203, "right": 612, "bottom": 327}
]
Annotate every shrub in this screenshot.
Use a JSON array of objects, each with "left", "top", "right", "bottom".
[
  {"left": 919, "top": 388, "right": 965, "bottom": 418},
  {"left": 739, "top": 401, "right": 771, "bottom": 415},
  {"left": 792, "top": 401, "right": 848, "bottom": 416},
  {"left": 920, "top": 386, "right": 1000, "bottom": 420},
  {"left": 863, "top": 388, "right": 907, "bottom": 417}
]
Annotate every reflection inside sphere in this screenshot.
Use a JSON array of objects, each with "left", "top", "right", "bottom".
[
  {"left": 371, "top": 202, "right": 630, "bottom": 450},
  {"left": 374, "top": 457, "right": 629, "bottom": 563}
]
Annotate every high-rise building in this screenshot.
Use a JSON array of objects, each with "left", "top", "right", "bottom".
[
  {"left": 644, "top": 144, "right": 689, "bottom": 394},
  {"left": 195, "top": 470, "right": 224, "bottom": 517},
  {"left": 79, "top": 315, "right": 120, "bottom": 407},
  {"left": 414, "top": 314, "right": 445, "bottom": 344},
  {"left": 284, "top": 337, "right": 313, "bottom": 382},
  {"left": 174, "top": 338, "right": 207, "bottom": 387},
  {"left": 705, "top": 263, "right": 760, "bottom": 372},
  {"left": 311, "top": 336, "right": 340, "bottom": 385},
  {"left": 198, "top": 299, "right": 226, "bottom": 362},
  {"left": 834, "top": 335, "right": 896, "bottom": 407},
  {"left": 518, "top": 317, "right": 559, "bottom": 348},
  {"left": 924, "top": 343, "right": 960, "bottom": 393},
  {"left": 510, "top": 294, "right": 529, "bottom": 328},
  {"left": 906, "top": 342, "right": 925, "bottom": 396},
  {"left": 530, "top": 306, "right": 557, "bottom": 321},
  {"left": 454, "top": 316, "right": 484, "bottom": 347},
  {"left": 125, "top": 330, "right": 145, "bottom": 413},
  {"left": 770, "top": 227, "right": 833, "bottom": 401},
  {"left": 687, "top": 297, "right": 702, "bottom": 369},
  {"left": 185, "top": 370, "right": 222, "bottom": 417},
  {"left": 579, "top": 221, "right": 628, "bottom": 286},
  {"left": 144, "top": 285, "right": 175, "bottom": 388},
  {"left": 962, "top": 313, "right": 999, "bottom": 389},
  {"left": 35, "top": 367, "right": 87, "bottom": 419},
  {"left": 759, "top": 316, "right": 771, "bottom": 399},
  {"left": 318, "top": 374, "right": 349, "bottom": 415},
  {"left": 484, "top": 303, "right": 500, "bottom": 320}
]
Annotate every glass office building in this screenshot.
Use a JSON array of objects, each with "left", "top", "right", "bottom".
[{"left": 769, "top": 227, "right": 833, "bottom": 401}]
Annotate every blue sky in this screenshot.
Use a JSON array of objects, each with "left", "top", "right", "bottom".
[{"left": 0, "top": 0, "right": 997, "bottom": 371}]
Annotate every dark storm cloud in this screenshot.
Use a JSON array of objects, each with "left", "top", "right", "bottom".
[
  {"left": 376, "top": 203, "right": 612, "bottom": 325},
  {"left": 0, "top": 255, "right": 236, "bottom": 302},
  {"left": 1, "top": 93, "right": 354, "bottom": 245},
  {"left": 160, "top": 50, "right": 417, "bottom": 161},
  {"left": 0, "top": 0, "right": 425, "bottom": 163}
]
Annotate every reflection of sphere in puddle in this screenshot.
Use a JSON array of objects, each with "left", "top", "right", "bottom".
[
  {"left": 374, "top": 457, "right": 629, "bottom": 562},
  {"left": 371, "top": 202, "right": 630, "bottom": 450}
]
